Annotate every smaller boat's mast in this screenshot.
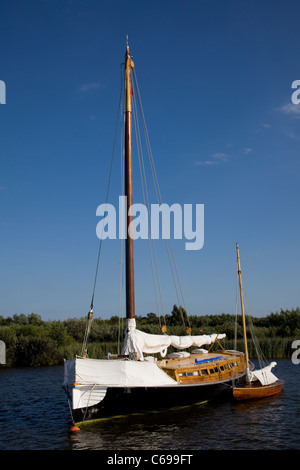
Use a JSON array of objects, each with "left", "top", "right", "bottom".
[{"left": 236, "top": 242, "right": 250, "bottom": 382}]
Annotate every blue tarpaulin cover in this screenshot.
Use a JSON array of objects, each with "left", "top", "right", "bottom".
[{"left": 195, "top": 356, "right": 223, "bottom": 364}]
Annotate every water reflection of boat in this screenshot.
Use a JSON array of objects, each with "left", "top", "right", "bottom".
[{"left": 233, "top": 243, "right": 284, "bottom": 400}]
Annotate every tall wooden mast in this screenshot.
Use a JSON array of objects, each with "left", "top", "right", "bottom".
[
  {"left": 124, "top": 38, "right": 135, "bottom": 320},
  {"left": 236, "top": 242, "right": 250, "bottom": 381}
]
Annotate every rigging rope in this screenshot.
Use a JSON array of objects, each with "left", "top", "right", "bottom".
[
  {"left": 243, "top": 282, "right": 268, "bottom": 368},
  {"left": 87, "top": 61, "right": 191, "bottom": 344},
  {"left": 132, "top": 68, "right": 190, "bottom": 329},
  {"left": 235, "top": 270, "right": 268, "bottom": 368},
  {"left": 82, "top": 69, "right": 124, "bottom": 357},
  {"left": 234, "top": 273, "right": 239, "bottom": 351},
  {"left": 132, "top": 91, "right": 164, "bottom": 323},
  {"left": 89, "top": 68, "right": 125, "bottom": 311}
]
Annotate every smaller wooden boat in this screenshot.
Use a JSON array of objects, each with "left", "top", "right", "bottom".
[
  {"left": 232, "top": 243, "right": 284, "bottom": 401},
  {"left": 233, "top": 379, "right": 284, "bottom": 400}
]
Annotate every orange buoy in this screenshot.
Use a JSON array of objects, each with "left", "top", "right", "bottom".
[{"left": 70, "top": 425, "right": 80, "bottom": 432}]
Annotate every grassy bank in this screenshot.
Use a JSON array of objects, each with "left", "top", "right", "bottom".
[{"left": 0, "top": 307, "right": 299, "bottom": 367}]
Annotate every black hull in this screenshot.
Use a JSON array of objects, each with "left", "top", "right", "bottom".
[{"left": 72, "top": 380, "right": 233, "bottom": 425}]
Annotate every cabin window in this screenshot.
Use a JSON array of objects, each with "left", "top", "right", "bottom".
[
  {"left": 209, "top": 368, "right": 215, "bottom": 374},
  {"left": 186, "top": 371, "right": 199, "bottom": 377},
  {"left": 201, "top": 369, "right": 208, "bottom": 375}
]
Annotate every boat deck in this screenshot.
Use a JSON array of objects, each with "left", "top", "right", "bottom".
[{"left": 157, "top": 350, "right": 246, "bottom": 385}]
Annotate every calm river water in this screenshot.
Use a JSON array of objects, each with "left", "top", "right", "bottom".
[{"left": 0, "top": 359, "right": 299, "bottom": 451}]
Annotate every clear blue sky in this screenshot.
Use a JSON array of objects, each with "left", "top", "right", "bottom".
[{"left": 1, "top": 0, "right": 299, "bottom": 321}]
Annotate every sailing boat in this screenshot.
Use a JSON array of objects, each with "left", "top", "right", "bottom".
[
  {"left": 232, "top": 243, "right": 284, "bottom": 400},
  {"left": 63, "top": 41, "right": 247, "bottom": 426}
]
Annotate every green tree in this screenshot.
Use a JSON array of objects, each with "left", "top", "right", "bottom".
[
  {"left": 28, "top": 313, "right": 44, "bottom": 326},
  {"left": 47, "top": 321, "right": 74, "bottom": 347},
  {"left": 170, "top": 305, "right": 188, "bottom": 326},
  {"left": 13, "top": 313, "right": 28, "bottom": 325},
  {"left": 63, "top": 317, "right": 86, "bottom": 342}
]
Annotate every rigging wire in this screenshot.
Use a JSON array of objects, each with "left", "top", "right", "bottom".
[
  {"left": 132, "top": 67, "right": 190, "bottom": 329},
  {"left": 87, "top": 60, "right": 191, "bottom": 341},
  {"left": 242, "top": 276, "right": 268, "bottom": 368},
  {"left": 234, "top": 272, "right": 239, "bottom": 352},
  {"left": 132, "top": 87, "right": 165, "bottom": 326},
  {"left": 82, "top": 67, "right": 124, "bottom": 357},
  {"left": 89, "top": 68, "right": 125, "bottom": 311},
  {"left": 132, "top": 68, "right": 187, "bottom": 319},
  {"left": 236, "top": 268, "right": 268, "bottom": 369}
]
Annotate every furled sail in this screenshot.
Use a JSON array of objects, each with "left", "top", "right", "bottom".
[
  {"left": 248, "top": 362, "right": 279, "bottom": 386},
  {"left": 122, "top": 318, "right": 226, "bottom": 360}
]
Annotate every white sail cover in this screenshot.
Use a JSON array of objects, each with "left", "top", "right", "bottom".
[
  {"left": 248, "top": 361, "right": 279, "bottom": 386},
  {"left": 64, "top": 357, "right": 177, "bottom": 387},
  {"left": 121, "top": 318, "right": 226, "bottom": 361}
]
